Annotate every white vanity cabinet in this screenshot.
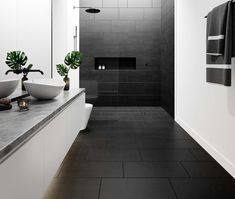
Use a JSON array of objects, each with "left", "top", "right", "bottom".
[{"left": 0, "top": 91, "right": 85, "bottom": 199}]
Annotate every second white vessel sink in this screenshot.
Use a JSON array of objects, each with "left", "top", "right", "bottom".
[
  {"left": 24, "top": 79, "right": 65, "bottom": 100},
  {"left": 0, "top": 78, "right": 20, "bottom": 98}
]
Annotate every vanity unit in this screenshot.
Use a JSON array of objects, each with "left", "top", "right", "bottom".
[{"left": 0, "top": 89, "right": 85, "bottom": 199}]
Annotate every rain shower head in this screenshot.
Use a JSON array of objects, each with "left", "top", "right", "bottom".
[
  {"left": 73, "top": 6, "right": 101, "bottom": 14},
  {"left": 85, "top": 8, "right": 100, "bottom": 14}
]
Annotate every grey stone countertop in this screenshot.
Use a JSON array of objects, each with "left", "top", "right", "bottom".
[
  {"left": 0, "top": 88, "right": 85, "bottom": 163},
  {"left": 9, "top": 89, "right": 29, "bottom": 99}
]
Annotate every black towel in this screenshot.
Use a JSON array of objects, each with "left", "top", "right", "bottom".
[{"left": 206, "top": 1, "right": 233, "bottom": 64}]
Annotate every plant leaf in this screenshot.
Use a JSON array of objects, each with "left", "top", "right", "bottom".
[
  {"left": 5, "top": 51, "right": 28, "bottom": 70},
  {"left": 56, "top": 64, "right": 69, "bottom": 76},
  {"left": 64, "top": 51, "right": 83, "bottom": 70},
  {"left": 27, "top": 64, "right": 33, "bottom": 70}
]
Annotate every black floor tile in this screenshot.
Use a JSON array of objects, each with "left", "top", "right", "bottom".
[
  {"left": 45, "top": 107, "right": 235, "bottom": 198},
  {"left": 87, "top": 149, "right": 141, "bottom": 161},
  {"left": 141, "top": 149, "right": 197, "bottom": 161},
  {"left": 106, "top": 138, "right": 142, "bottom": 149},
  {"left": 135, "top": 126, "right": 179, "bottom": 133},
  {"left": 143, "top": 120, "right": 175, "bottom": 128},
  {"left": 59, "top": 162, "right": 123, "bottom": 178},
  {"left": 83, "top": 130, "right": 137, "bottom": 139},
  {"left": 136, "top": 130, "right": 192, "bottom": 139},
  {"left": 43, "top": 178, "right": 100, "bottom": 199},
  {"left": 124, "top": 162, "right": 189, "bottom": 177},
  {"left": 141, "top": 139, "right": 201, "bottom": 149},
  {"left": 113, "top": 121, "right": 148, "bottom": 128},
  {"left": 189, "top": 149, "right": 215, "bottom": 161},
  {"left": 75, "top": 138, "right": 107, "bottom": 149},
  {"left": 80, "top": 128, "right": 137, "bottom": 139},
  {"left": 87, "top": 125, "right": 135, "bottom": 132},
  {"left": 171, "top": 178, "right": 235, "bottom": 199},
  {"left": 65, "top": 142, "right": 89, "bottom": 159},
  {"left": 181, "top": 162, "right": 232, "bottom": 178},
  {"left": 100, "top": 178, "right": 177, "bottom": 199},
  {"left": 87, "top": 120, "right": 118, "bottom": 127}
]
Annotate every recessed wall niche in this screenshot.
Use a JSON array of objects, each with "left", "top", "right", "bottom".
[{"left": 95, "top": 57, "right": 136, "bottom": 70}]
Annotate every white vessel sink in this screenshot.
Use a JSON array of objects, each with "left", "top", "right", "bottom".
[
  {"left": 0, "top": 78, "right": 20, "bottom": 98},
  {"left": 24, "top": 79, "right": 65, "bottom": 100}
]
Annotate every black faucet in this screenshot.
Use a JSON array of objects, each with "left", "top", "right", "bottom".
[
  {"left": 5, "top": 69, "right": 22, "bottom": 75},
  {"left": 5, "top": 68, "right": 44, "bottom": 75},
  {"left": 5, "top": 68, "right": 44, "bottom": 90}
]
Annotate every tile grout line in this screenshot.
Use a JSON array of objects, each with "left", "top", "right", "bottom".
[
  {"left": 122, "top": 161, "right": 125, "bottom": 177},
  {"left": 55, "top": 176, "right": 232, "bottom": 179},
  {"left": 138, "top": 149, "right": 143, "bottom": 161},
  {"left": 188, "top": 149, "right": 199, "bottom": 161},
  {"left": 60, "top": 159, "right": 219, "bottom": 163},
  {"left": 98, "top": 178, "right": 102, "bottom": 199},
  {"left": 179, "top": 161, "right": 191, "bottom": 178},
  {"left": 168, "top": 178, "right": 179, "bottom": 199}
]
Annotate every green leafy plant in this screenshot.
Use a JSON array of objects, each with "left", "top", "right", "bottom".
[
  {"left": 5, "top": 51, "right": 33, "bottom": 71},
  {"left": 56, "top": 51, "right": 83, "bottom": 77},
  {"left": 56, "top": 64, "right": 69, "bottom": 76}
]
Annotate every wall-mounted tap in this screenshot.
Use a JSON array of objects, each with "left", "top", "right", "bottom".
[
  {"left": 5, "top": 69, "right": 22, "bottom": 75},
  {"left": 5, "top": 69, "right": 44, "bottom": 75},
  {"left": 5, "top": 68, "right": 44, "bottom": 91}
]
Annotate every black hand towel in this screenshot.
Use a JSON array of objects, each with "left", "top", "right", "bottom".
[{"left": 206, "top": 1, "right": 233, "bottom": 64}]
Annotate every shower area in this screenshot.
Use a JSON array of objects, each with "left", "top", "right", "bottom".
[{"left": 79, "top": 0, "right": 174, "bottom": 117}]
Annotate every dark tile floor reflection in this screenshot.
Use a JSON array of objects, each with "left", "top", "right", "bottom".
[{"left": 43, "top": 107, "right": 235, "bottom": 199}]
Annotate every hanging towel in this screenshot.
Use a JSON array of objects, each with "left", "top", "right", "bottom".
[{"left": 206, "top": 1, "right": 233, "bottom": 64}]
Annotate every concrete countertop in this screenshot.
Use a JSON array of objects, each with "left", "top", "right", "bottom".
[{"left": 0, "top": 88, "right": 85, "bottom": 163}]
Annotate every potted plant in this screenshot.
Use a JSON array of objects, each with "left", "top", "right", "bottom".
[
  {"left": 5, "top": 51, "right": 33, "bottom": 90},
  {"left": 56, "top": 51, "right": 83, "bottom": 90}
]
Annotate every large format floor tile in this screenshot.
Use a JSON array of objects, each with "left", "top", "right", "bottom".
[
  {"left": 43, "top": 178, "right": 100, "bottom": 199},
  {"left": 181, "top": 162, "right": 232, "bottom": 178},
  {"left": 140, "top": 149, "right": 197, "bottom": 161},
  {"left": 171, "top": 178, "right": 235, "bottom": 199},
  {"left": 106, "top": 137, "right": 142, "bottom": 149},
  {"left": 59, "top": 162, "right": 123, "bottom": 178},
  {"left": 100, "top": 178, "right": 177, "bottom": 199},
  {"left": 76, "top": 138, "right": 108, "bottom": 149},
  {"left": 124, "top": 162, "right": 189, "bottom": 177},
  {"left": 141, "top": 138, "right": 200, "bottom": 149},
  {"left": 189, "top": 149, "right": 215, "bottom": 161},
  {"left": 44, "top": 107, "right": 235, "bottom": 199},
  {"left": 135, "top": 130, "right": 192, "bottom": 139},
  {"left": 87, "top": 148, "right": 141, "bottom": 161}
]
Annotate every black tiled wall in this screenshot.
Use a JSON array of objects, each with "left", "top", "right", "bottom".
[
  {"left": 160, "top": 0, "right": 174, "bottom": 117},
  {"left": 80, "top": 0, "right": 162, "bottom": 106}
]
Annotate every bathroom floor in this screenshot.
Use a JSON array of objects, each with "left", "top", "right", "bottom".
[{"left": 44, "top": 107, "right": 235, "bottom": 199}]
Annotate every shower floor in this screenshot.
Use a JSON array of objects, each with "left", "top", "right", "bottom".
[{"left": 44, "top": 107, "right": 235, "bottom": 199}]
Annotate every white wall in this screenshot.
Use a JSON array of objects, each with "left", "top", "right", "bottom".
[
  {"left": 67, "top": 0, "right": 80, "bottom": 88},
  {"left": 175, "top": 0, "right": 235, "bottom": 177},
  {"left": 0, "top": 0, "right": 80, "bottom": 87},
  {"left": 52, "top": 0, "right": 68, "bottom": 81},
  {"left": 0, "top": 0, "right": 17, "bottom": 80},
  {"left": 0, "top": 0, "right": 51, "bottom": 80},
  {"left": 53, "top": 0, "right": 80, "bottom": 88}
]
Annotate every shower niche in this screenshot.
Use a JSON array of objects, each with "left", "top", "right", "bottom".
[{"left": 95, "top": 57, "right": 136, "bottom": 70}]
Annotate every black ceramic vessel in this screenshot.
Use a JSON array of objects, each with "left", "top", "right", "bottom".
[{"left": 63, "top": 75, "right": 70, "bottom": 91}]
